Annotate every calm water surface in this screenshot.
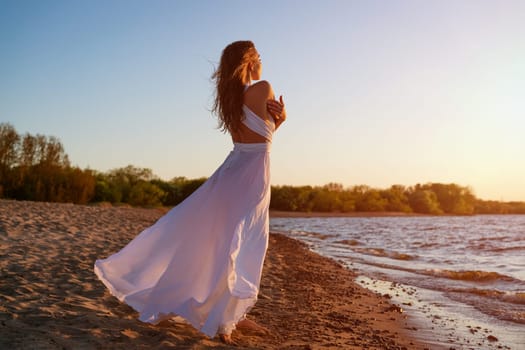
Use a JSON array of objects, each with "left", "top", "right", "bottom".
[{"left": 270, "top": 215, "right": 525, "bottom": 349}]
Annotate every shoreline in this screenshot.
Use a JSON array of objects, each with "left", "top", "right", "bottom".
[
  {"left": 270, "top": 210, "right": 428, "bottom": 218},
  {"left": 270, "top": 210, "right": 525, "bottom": 218},
  {"left": 87, "top": 202, "right": 524, "bottom": 218},
  {"left": 0, "top": 199, "right": 428, "bottom": 349}
]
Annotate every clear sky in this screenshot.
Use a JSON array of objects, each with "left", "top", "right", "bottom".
[{"left": 1, "top": 0, "right": 524, "bottom": 201}]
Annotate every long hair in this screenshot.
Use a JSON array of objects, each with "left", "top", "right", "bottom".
[{"left": 212, "top": 41, "right": 258, "bottom": 133}]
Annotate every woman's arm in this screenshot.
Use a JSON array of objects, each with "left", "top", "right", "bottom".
[{"left": 267, "top": 96, "right": 286, "bottom": 130}]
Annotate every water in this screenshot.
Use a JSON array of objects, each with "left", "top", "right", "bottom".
[{"left": 270, "top": 215, "right": 525, "bottom": 349}]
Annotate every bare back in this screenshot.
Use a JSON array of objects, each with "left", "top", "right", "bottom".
[{"left": 231, "top": 81, "right": 274, "bottom": 143}]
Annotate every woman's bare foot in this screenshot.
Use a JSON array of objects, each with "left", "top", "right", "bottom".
[
  {"left": 236, "top": 318, "right": 270, "bottom": 335},
  {"left": 219, "top": 333, "right": 235, "bottom": 345}
]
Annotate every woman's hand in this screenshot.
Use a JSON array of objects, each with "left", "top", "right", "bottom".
[{"left": 266, "top": 96, "right": 286, "bottom": 128}]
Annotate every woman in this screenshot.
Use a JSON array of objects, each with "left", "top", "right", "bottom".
[{"left": 94, "top": 40, "right": 286, "bottom": 344}]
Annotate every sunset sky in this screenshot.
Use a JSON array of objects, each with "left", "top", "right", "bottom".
[{"left": 1, "top": 0, "right": 524, "bottom": 201}]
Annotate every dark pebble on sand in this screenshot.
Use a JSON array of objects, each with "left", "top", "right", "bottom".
[{"left": 487, "top": 335, "right": 498, "bottom": 342}]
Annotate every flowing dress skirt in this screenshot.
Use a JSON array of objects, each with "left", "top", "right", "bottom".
[{"left": 94, "top": 142, "right": 271, "bottom": 337}]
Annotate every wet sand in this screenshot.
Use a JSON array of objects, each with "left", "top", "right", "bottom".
[{"left": 0, "top": 200, "right": 429, "bottom": 349}]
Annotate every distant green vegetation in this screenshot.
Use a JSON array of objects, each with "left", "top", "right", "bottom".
[
  {"left": 92, "top": 165, "right": 206, "bottom": 207},
  {"left": 271, "top": 183, "right": 525, "bottom": 215},
  {"left": 1, "top": 123, "right": 524, "bottom": 214},
  {"left": 0, "top": 123, "right": 95, "bottom": 204}
]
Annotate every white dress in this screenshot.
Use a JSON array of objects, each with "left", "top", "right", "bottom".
[{"left": 94, "top": 104, "right": 275, "bottom": 337}]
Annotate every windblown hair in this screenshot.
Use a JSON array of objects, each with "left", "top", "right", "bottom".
[{"left": 212, "top": 41, "right": 259, "bottom": 133}]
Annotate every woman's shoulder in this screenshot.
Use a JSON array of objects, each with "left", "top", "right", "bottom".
[
  {"left": 250, "top": 80, "right": 272, "bottom": 90},
  {"left": 244, "top": 80, "right": 274, "bottom": 120},
  {"left": 245, "top": 80, "right": 274, "bottom": 97}
]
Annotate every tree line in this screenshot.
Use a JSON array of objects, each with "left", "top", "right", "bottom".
[
  {"left": 271, "top": 183, "right": 525, "bottom": 215},
  {"left": 0, "top": 123, "right": 95, "bottom": 203},
  {"left": 1, "top": 123, "right": 524, "bottom": 214}
]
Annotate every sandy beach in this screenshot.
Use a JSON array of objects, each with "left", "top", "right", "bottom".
[{"left": 0, "top": 199, "right": 429, "bottom": 349}]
